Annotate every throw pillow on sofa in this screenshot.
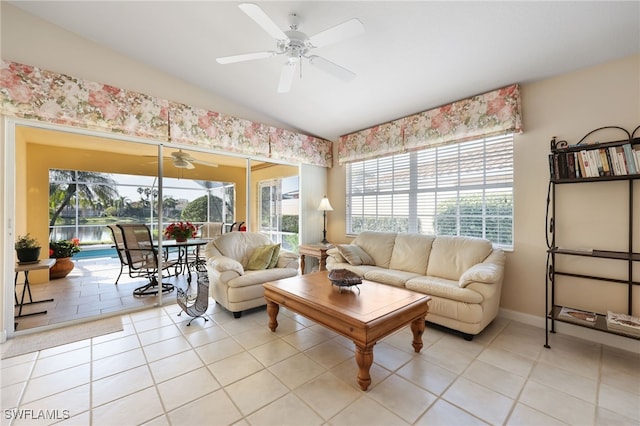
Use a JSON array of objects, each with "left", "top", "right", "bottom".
[
  {"left": 336, "top": 244, "right": 375, "bottom": 266},
  {"left": 267, "top": 244, "right": 280, "bottom": 269},
  {"left": 247, "top": 244, "right": 279, "bottom": 270}
]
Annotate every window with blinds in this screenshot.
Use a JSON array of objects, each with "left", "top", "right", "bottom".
[{"left": 346, "top": 134, "right": 513, "bottom": 248}]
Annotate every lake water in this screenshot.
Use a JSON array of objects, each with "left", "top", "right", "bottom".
[{"left": 50, "top": 224, "right": 163, "bottom": 244}]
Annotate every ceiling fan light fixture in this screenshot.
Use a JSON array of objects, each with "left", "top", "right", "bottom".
[{"left": 173, "top": 158, "right": 192, "bottom": 169}]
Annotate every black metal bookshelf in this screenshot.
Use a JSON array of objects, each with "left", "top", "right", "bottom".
[{"left": 545, "top": 126, "right": 640, "bottom": 347}]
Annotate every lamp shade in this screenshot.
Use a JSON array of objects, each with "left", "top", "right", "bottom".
[{"left": 317, "top": 196, "right": 333, "bottom": 212}]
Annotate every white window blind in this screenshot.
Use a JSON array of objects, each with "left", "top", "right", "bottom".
[{"left": 346, "top": 134, "right": 513, "bottom": 247}]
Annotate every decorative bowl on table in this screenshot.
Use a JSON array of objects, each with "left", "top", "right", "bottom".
[{"left": 328, "top": 269, "right": 363, "bottom": 291}]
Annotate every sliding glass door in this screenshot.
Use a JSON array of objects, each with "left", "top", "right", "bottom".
[{"left": 258, "top": 175, "right": 299, "bottom": 251}]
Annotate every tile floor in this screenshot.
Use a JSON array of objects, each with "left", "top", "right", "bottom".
[
  {"left": 13, "top": 257, "right": 176, "bottom": 332},
  {"left": 2, "top": 298, "right": 640, "bottom": 425}
]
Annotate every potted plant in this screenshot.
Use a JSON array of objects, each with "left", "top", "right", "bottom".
[
  {"left": 15, "top": 234, "right": 41, "bottom": 263},
  {"left": 164, "top": 221, "right": 197, "bottom": 242},
  {"left": 49, "top": 238, "right": 81, "bottom": 279}
]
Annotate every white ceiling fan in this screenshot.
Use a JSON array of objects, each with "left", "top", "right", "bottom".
[
  {"left": 147, "top": 149, "right": 218, "bottom": 169},
  {"left": 216, "top": 3, "right": 365, "bottom": 93}
]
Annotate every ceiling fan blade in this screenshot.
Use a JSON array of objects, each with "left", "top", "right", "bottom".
[
  {"left": 277, "top": 61, "right": 297, "bottom": 93},
  {"left": 308, "top": 55, "right": 356, "bottom": 82},
  {"left": 216, "top": 51, "right": 276, "bottom": 64},
  {"left": 239, "top": 3, "right": 288, "bottom": 41},
  {"left": 192, "top": 160, "right": 219, "bottom": 168},
  {"left": 308, "top": 18, "right": 365, "bottom": 48}
]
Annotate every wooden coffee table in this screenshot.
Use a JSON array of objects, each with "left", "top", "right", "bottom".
[{"left": 263, "top": 271, "right": 430, "bottom": 391}]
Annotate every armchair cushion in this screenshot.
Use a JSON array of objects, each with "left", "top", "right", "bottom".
[
  {"left": 246, "top": 244, "right": 279, "bottom": 270},
  {"left": 208, "top": 255, "right": 244, "bottom": 275},
  {"left": 267, "top": 244, "right": 281, "bottom": 269}
]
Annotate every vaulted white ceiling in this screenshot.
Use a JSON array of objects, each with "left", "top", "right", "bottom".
[{"left": 8, "top": 1, "right": 640, "bottom": 141}]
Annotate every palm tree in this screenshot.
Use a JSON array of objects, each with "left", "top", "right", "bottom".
[
  {"left": 49, "top": 170, "right": 119, "bottom": 230},
  {"left": 115, "top": 196, "right": 131, "bottom": 216}
]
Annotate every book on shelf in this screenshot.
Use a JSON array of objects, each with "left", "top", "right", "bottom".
[
  {"left": 606, "top": 311, "right": 640, "bottom": 337},
  {"left": 558, "top": 306, "right": 597, "bottom": 325},
  {"left": 598, "top": 148, "right": 611, "bottom": 176},
  {"left": 622, "top": 144, "right": 638, "bottom": 174},
  {"left": 550, "top": 142, "right": 640, "bottom": 180}
]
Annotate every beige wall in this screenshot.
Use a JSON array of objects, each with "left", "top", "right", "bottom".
[{"left": 327, "top": 54, "right": 640, "bottom": 322}]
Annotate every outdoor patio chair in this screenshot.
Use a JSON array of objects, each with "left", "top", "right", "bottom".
[
  {"left": 199, "top": 222, "right": 223, "bottom": 239},
  {"left": 107, "top": 224, "right": 129, "bottom": 285},
  {"left": 117, "top": 224, "right": 178, "bottom": 296}
]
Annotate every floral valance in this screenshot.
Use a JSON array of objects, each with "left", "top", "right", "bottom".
[
  {"left": 269, "top": 127, "right": 332, "bottom": 166},
  {"left": 338, "top": 84, "right": 522, "bottom": 165},
  {"left": 0, "top": 60, "right": 331, "bottom": 167},
  {"left": 169, "top": 102, "right": 270, "bottom": 157}
]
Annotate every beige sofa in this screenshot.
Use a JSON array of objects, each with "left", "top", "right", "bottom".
[
  {"left": 203, "top": 232, "right": 299, "bottom": 318},
  {"left": 326, "top": 231, "right": 505, "bottom": 339}
]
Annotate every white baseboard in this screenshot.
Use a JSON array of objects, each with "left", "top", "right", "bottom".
[{"left": 499, "top": 308, "right": 640, "bottom": 354}]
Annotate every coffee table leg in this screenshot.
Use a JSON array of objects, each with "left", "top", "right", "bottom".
[
  {"left": 266, "top": 300, "right": 279, "bottom": 332},
  {"left": 355, "top": 344, "right": 373, "bottom": 391},
  {"left": 410, "top": 317, "right": 426, "bottom": 353}
]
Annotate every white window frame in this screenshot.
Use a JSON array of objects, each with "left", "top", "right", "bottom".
[{"left": 346, "top": 134, "right": 514, "bottom": 248}]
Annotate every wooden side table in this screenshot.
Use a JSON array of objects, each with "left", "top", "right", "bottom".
[
  {"left": 299, "top": 243, "right": 333, "bottom": 274},
  {"left": 14, "top": 259, "right": 56, "bottom": 318}
]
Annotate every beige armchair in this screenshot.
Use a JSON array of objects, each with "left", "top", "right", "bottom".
[{"left": 204, "top": 232, "right": 299, "bottom": 318}]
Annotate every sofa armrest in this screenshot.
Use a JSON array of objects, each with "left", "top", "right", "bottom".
[
  {"left": 458, "top": 249, "right": 505, "bottom": 288},
  {"left": 207, "top": 255, "right": 244, "bottom": 275},
  {"left": 276, "top": 250, "right": 299, "bottom": 269}
]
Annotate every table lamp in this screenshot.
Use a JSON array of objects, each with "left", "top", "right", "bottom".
[{"left": 317, "top": 195, "right": 333, "bottom": 244}]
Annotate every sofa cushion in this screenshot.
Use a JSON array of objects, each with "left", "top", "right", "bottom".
[
  {"left": 426, "top": 236, "right": 493, "bottom": 280},
  {"left": 246, "top": 244, "right": 278, "bottom": 270},
  {"left": 406, "top": 276, "right": 483, "bottom": 304},
  {"left": 389, "top": 233, "right": 435, "bottom": 275},
  {"left": 336, "top": 244, "right": 374, "bottom": 266},
  {"left": 363, "top": 268, "right": 421, "bottom": 288},
  {"left": 327, "top": 262, "right": 376, "bottom": 277},
  {"left": 353, "top": 231, "right": 397, "bottom": 268}
]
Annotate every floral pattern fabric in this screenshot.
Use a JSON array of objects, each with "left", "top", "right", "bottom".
[
  {"left": 339, "top": 119, "right": 405, "bottom": 164},
  {"left": 338, "top": 84, "right": 522, "bottom": 165},
  {"left": 0, "top": 60, "right": 330, "bottom": 167},
  {"left": 169, "top": 102, "right": 270, "bottom": 157},
  {"left": 1, "top": 61, "right": 169, "bottom": 140},
  {"left": 269, "top": 127, "right": 332, "bottom": 167}
]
